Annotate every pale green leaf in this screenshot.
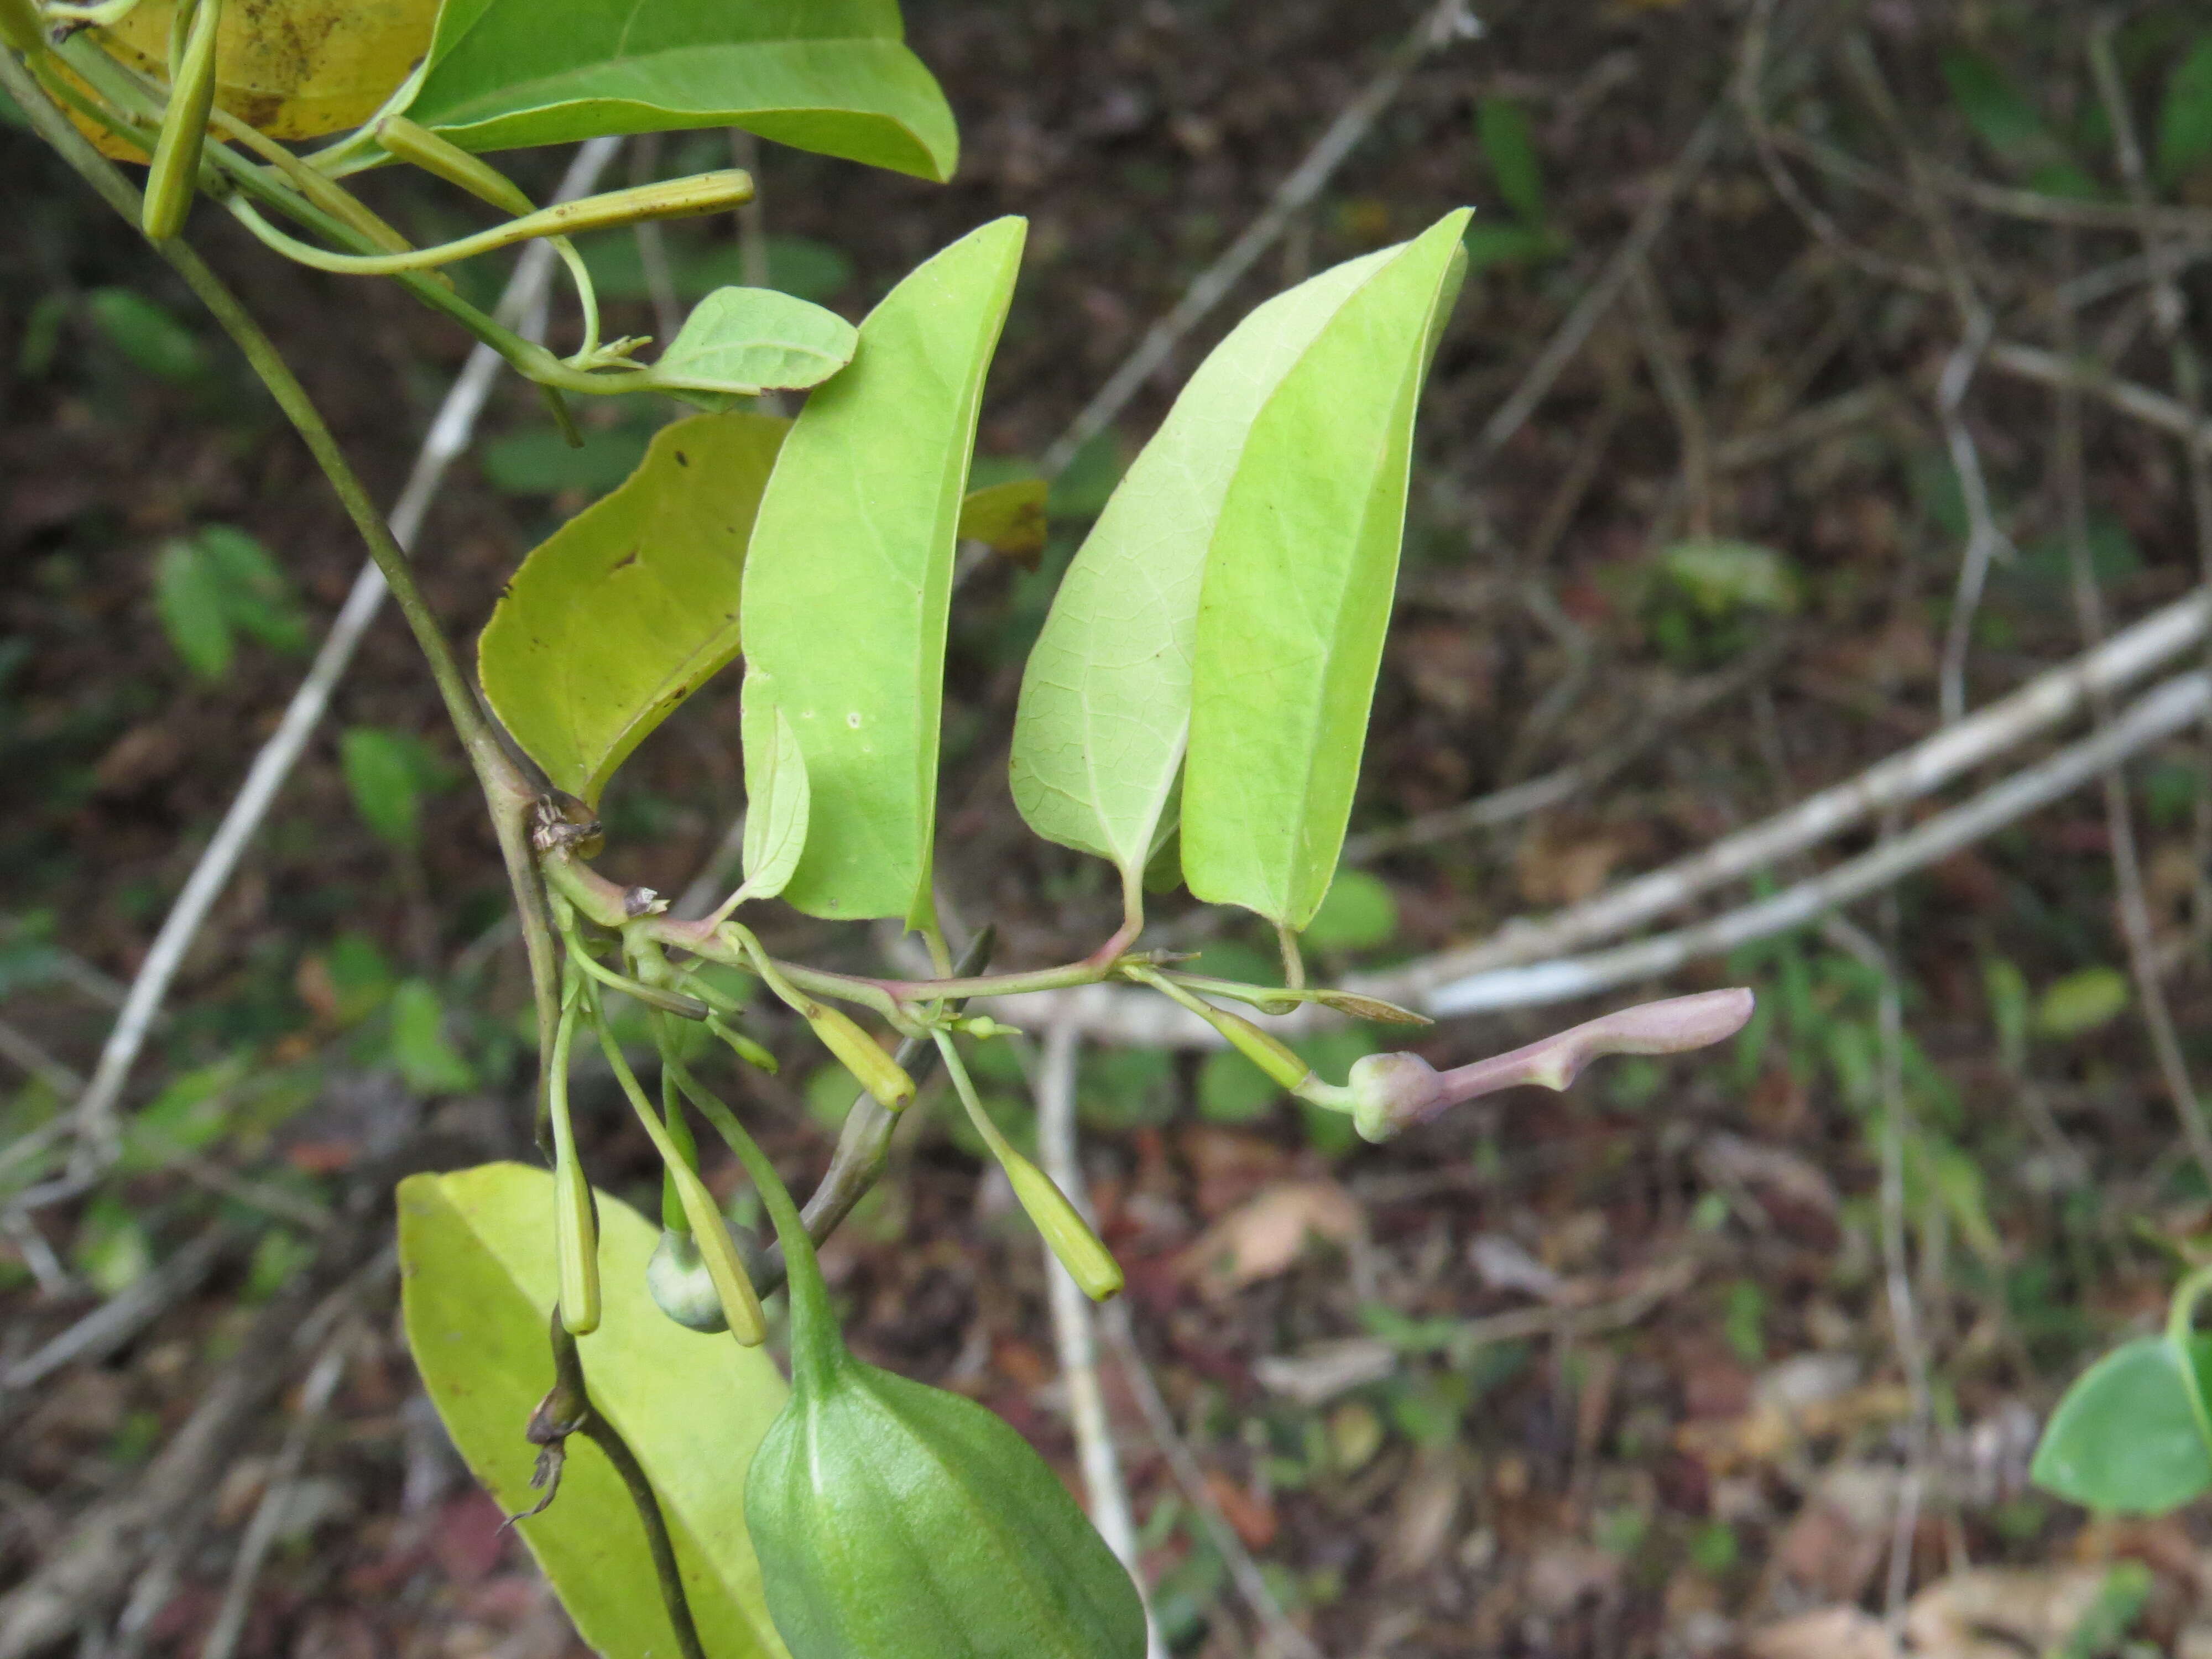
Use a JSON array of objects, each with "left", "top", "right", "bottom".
[
  {"left": 648, "top": 286, "right": 859, "bottom": 398},
  {"left": 399, "top": 1163, "right": 791, "bottom": 1658},
  {"left": 739, "top": 691, "right": 810, "bottom": 901},
  {"left": 740, "top": 217, "right": 1025, "bottom": 922},
  {"left": 2036, "top": 966, "right": 2131, "bottom": 1040},
  {"left": 1181, "top": 210, "right": 1471, "bottom": 930},
  {"left": 1660, "top": 538, "right": 1799, "bottom": 615},
  {"left": 408, "top": 0, "right": 958, "bottom": 182},
  {"left": 478, "top": 411, "right": 786, "bottom": 805},
  {"left": 1008, "top": 242, "right": 1404, "bottom": 883}
]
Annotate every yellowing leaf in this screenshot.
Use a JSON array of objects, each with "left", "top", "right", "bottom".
[
  {"left": 956, "top": 477, "right": 1048, "bottom": 558},
  {"left": 399, "top": 1163, "right": 791, "bottom": 1657},
  {"left": 85, "top": 0, "right": 436, "bottom": 156},
  {"left": 478, "top": 411, "right": 786, "bottom": 805}
]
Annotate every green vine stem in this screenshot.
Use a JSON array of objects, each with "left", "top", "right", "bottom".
[{"left": 0, "top": 45, "right": 565, "bottom": 1141}]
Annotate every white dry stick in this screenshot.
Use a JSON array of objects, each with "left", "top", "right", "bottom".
[
  {"left": 1033, "top": 1020, "right": 1166, "bottom": 1659},
  {"left": 1934, "top": 307, "right": 2014, "bottom": 724},
  {"left": 1040, "top": 0, "right": 1481, "bottom": 478},
  {"left": 62, "top": 138, "right": 624, "bottom": 1172},
  {"left": 994, "top": 669, "right": 2212, "bottom": 1039},
  {"left": 197, "top": 1333, "right": 350, "bottom": 1659},
  {"left": 1101, "top": 1298, "right": 1326, "bottom": 1659}
]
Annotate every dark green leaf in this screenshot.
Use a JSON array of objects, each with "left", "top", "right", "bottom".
[
  {"left": 1477, "top": 97, "right": 1545, "bottom": 224},
  {"left": 388, "top": 979, "right": 474, "bottom": 1093},
  {"left": 87, "top": 288, "right": 208, "bottom": 385},
  {"left": 340, "top": 727, "right": 426, "bottom": 852},
  {"left": 478, "top": 411, "right": 786, "bottom": 804},
  {"left": 2032, "top": 1334, "right": 2212, "bottom": 1514},
  {"left": 1942, "top": 48, "right": 2050, "bottom": 160},
  {"left": 399, "top": 1164, "right": 790, "bottom": 1657},
  {"left": 154, "top": 539, "right": 232, "bottom": 681},
  {"left": 480, "top": 422, "right": 655, "bottom": 497},
  {"left": 409, "top": 0, "right": 959, "bottom": 181},
  {"left": 195, "top": 526, "right": 307, "bottom": 654},
  {"left": 2161, "top": 38, "right": 2212, "bottom": 183}
]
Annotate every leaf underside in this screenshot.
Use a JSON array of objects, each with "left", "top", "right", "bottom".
[
  {"left": 1009, "top": 241, "right": 1411, "bottom": 886},
  {"left": 478, "top": 411, "right": 786, "bottom": 805},
  {"left": 740, "top": 691, "right": 811, "bottom": 901},
  {"left": 1180, "top": 210, "right": 1470, "bottom": 931},
  {"left": 739, "top": 217, "right": 1026, "bottom": 923},
  {"left": 651, "top": 287, "right": 860, "bottom": 398},
  {"left": 398, "top": 1163, "right": 791, "bottom": 1659},
  {"left": 409, "top": 0, "right": 958, "bottom": 180}
]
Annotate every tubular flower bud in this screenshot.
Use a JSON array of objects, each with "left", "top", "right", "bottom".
[
  {"left": 141, "top": 0, "right": 220, "bottom": 241},
  {"left": 809, "top": 1006, "right": 915, "bottom": 1110},
  {"left": 1001, "top": 1150, "right": 1123, "bottom": 1301}
]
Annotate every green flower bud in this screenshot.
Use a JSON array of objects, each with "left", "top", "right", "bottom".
[
  {"left": 1212, "top": 1007, "right": 1313, "bottom": 1092},
  {"left": 1001, "top": 1148, "right": 1123, "bottom": 1302},
  {"left": 646, "top": 1225, "right": 730, "bottom": 1333},
  {"left": 374, "top": 115, "right": 536, "bottom": 217},
  {"left": 1345, "top": 1051, "right": 1442, "bottom": 1143},
  {"left": 808, "top": 1005, "right": 915, "bottom": 1110},
  {"left": 141, "top": 0, "right": 221, "bottom": 242}
]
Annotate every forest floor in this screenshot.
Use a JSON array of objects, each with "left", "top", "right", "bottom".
[{"left": 7, "top": 0, "right": 2212, "bottom": 1655}]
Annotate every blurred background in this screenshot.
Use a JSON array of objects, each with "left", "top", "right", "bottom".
[{"left": 7, "top": 0, "right": 2212, "bottom": 1654}]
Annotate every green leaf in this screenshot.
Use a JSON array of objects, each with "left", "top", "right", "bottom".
[
  {"left": 1942, "top": 48, "right": 2050, "bottom": 161},
  {"left": 648, "top": 287, "right": 859, "bottom": 399},
  {"left": 739, "top": 692, "right": 810, "bottom": 901},
  {"left": 87, "top": 287, "right": 208, "bottom": 384},
  {"left": 340, "top": 727, "right": 425, "bottom": 852},
  {"left": 408, "top": 0, "right": 959, "bottom": 182},
  {"left": 1302, "top": 869, "right": 1398, "bottom": 951},
  {"left": 1008, "top": 238, "right": 1410, "bottom": 886},
  {"left": 2036, "top": 966, "right": 2130, "bottom": 1040},
  {"left": 194, "top": 526, "right": 309, "bottom": 654},
  {"left": 1477, "top": 97, "right": 1545, "bottom": 225},
  {"left": 2161, "top": 38, "right": 2212, "bottom": 184},
  {"left": 479, "top": 410, "right": 786, "bottom": 804},
  {"left": 1460, "top": 221, "right": 1565, "bottom": 273},
  {"left": 956, "top": 477, "right": 1048, "bottom": 557},
  {"left": 2032, "top": 1334, "right": 2212, "bottom": 1514},
  {"left": 388, "top": 978, "right": 475, "bottom": 1093},
  {"left": 1181, "top": 210, "right": 1471, "bottom": 930},
  {"left": 740, "top": 217, "right": 1025, "bottom": 922},
  {"left": 154, "top": 539, "right": 233, "bottom": 681},
  {"left": 399, "top": 1163, "right": 791, "bottom": 1658},
  {"left": 479, "top": 422, "right": 654, "bottom": 497},
  {"left": 1660, "top": 539, "right": 1799, "bottom": 615}
]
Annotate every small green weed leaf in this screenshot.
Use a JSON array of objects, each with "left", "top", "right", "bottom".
[
  {"left": 1928, "top": 1141, "right": 2004, "bottom": 1268},
  {"left": 1660, "top": 539, "right": 1799, "bottom": 615},
  {"left": 479, "top": 411, "right": 786, "bottom": 805},
  {"left": 155, "top": 540, "right": 233, "bottom": 681},
  {"left": 957, "top": 477, "right": 1049, "bottom": 557},
  {"left": 2160, "top": 38, "right": 2212, "bottom": 184},
  {"left": 2033, "top": 1334, "right": 2212, "bottom": 1514},
  {"left": 1984, "top": 957, "right": 2030, "bottom": 1073},
  {"left": 74, "top": 1196, "right": 152, "bottom": 1296},
  {"left": 480, "top": 424, "right": 653, "bottom": 497},
  {"left": 1010, "top": 237, "right": 1411, "bottom": 885},
  {"left": 87, "top": 288, "right": 208, "bottom": 384},
  {"left": 399, "top": 1164, "right": 791, "bottom": 1658},
  {"left": 1941, "top": 48, "right": 2050, "bottom": 161},
  {"left": 154, "top": 526, "right": 310, "bottom": 681},
  {"left": 340, "top": 727, "right": 426, "bottom": 852},
  {"left": 388, "top": 979, "right": 474, "bottom": 1093},
  {"left": 1302, "top": 869, "right": 1399, "bottom": 952},
  {"left": 1460, "top": 221, "right": 1565, "bottom": 273},
  {"left": 739, "top": 691, "right": 810, "bottom": 902},
  {"left": 1182, "top": 210, "right": 1471, "bottom": 930},
  {"left": 741, "top": 217, "right": 1025, "bottom": 922},
  {"left": 408, "top": 1, "right": 958, "bottom": 181},
  {"left": 648, "top": 287, "right": 858, "bottom": 399},
  {"left": 1476, "top": 97, "right": 1545, "bottom": 224},
  {"left": 2036, "top": 966, "right": 2130, "bottom": 1040}
]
